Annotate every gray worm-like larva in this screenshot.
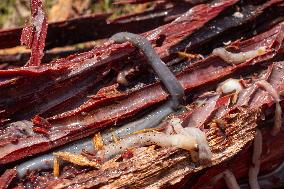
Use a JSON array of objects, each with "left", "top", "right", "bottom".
[{"left": 111, "top": 32, "right": 184, "bottom": 110}]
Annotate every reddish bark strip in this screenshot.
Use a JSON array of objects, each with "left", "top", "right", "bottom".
[{"left": 21, "top": 0, "right": 48, "bottom": 66}]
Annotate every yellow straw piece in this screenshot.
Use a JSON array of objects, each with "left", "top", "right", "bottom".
[
  {"left": 93, "top": 132, "right": 104, "bottom": 150},
  {"left": 54, "top": 152, "right": 100, "bottom": 168},
  {"left": 130, "top": 128, "right": 162, "bottom": 135},
  {"left": 53, "top": 156, "right": 60, "bottom": 177},
  {"left": 177, "top": 51, "right": 204, "bottom": 60}
]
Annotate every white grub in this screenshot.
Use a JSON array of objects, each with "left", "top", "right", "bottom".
[
  {"left": 217, "top": 78, "right": 244, "bottom": 95},
  {"left": 116, "top": 67, "right": 137, "bottom": 86},
  {"left": 223, "top": 40, "right": 232, "bottom": 46},
  {"left": 212, "top": 170, "right": 241, "bottom": 189},
  {"left": 117, "top": 71, "right": 129, "bottom": 86},
  {"left": 212, "top": 46, "right": 266, "bottom": 64},
  {"left": 233, "top": 12, "right": 244, "bottom": 18},
  {"left": 249, "top": 129, "right": 262, "bottom": 189},
  {"left": 256, "top": 80, "right": 282, "bottom": 136},
  {"left": 96, "top": 132, "right": 197, "bottom": 161},
  {"left": 169, "top": 119, "right": 212, "bottom": 163}
]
